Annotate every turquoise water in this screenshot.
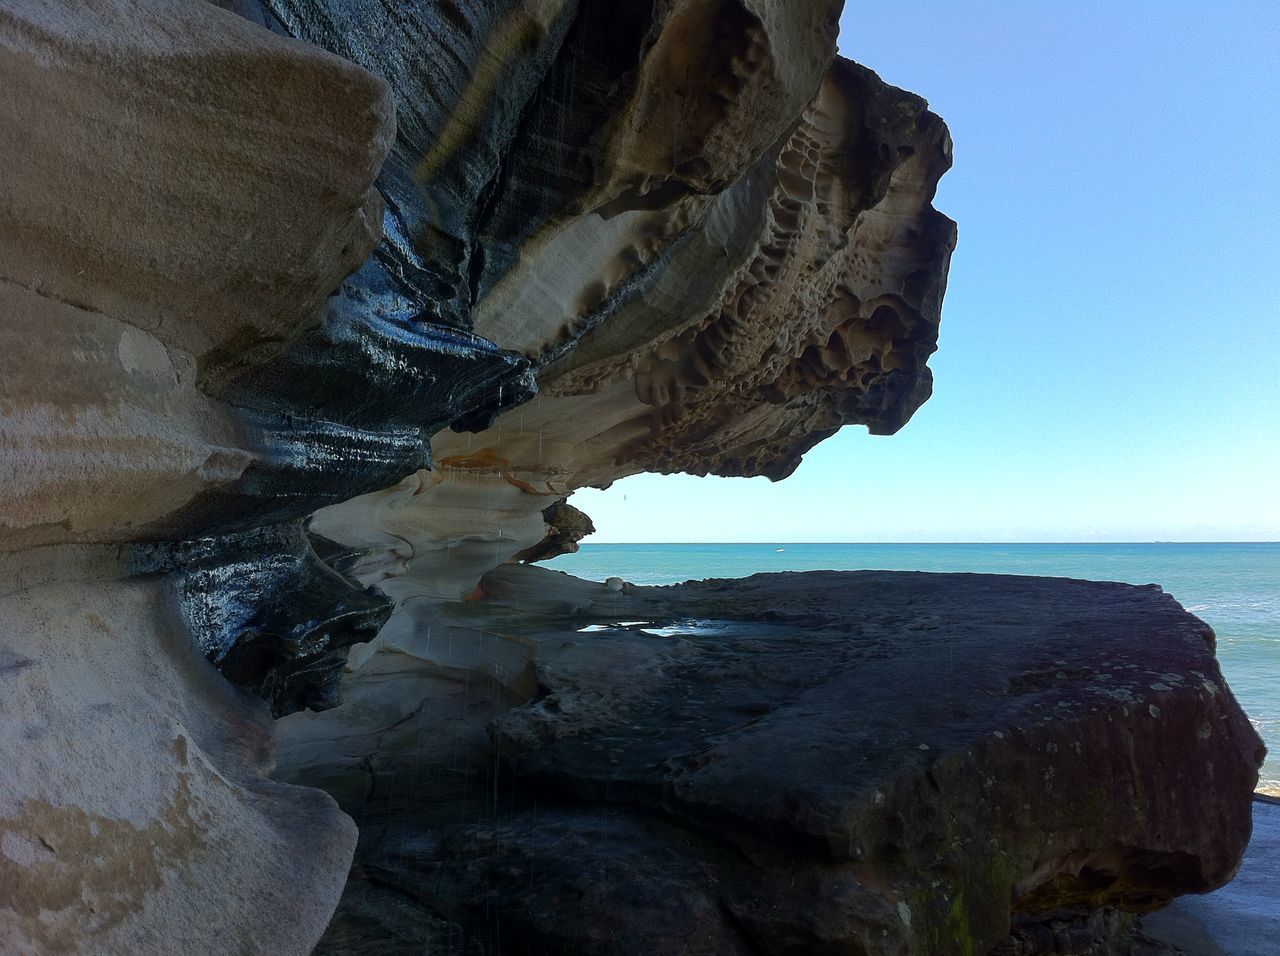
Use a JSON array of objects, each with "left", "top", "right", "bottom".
[{"left": 545, "top": 542, "right": 1280, "bottom": 793}]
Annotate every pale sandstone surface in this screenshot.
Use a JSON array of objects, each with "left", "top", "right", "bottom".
[
  {"left": 0, "top": 280, "right": 248, "bottom": 551},
  {"left": 0, "top": 0, "right": 392, "bottom": 366},
  {"left": 0, "top": 547, "right": 355, "bottom": 954},
  {"left": 0, "top": 0, "right": 395, "bottom": 552},
  {"left": 277, "top": 565, "right": 1263, "bottom": 954},
  {"left": 0, "top": 1, "right": 395, "bottom": 950}
]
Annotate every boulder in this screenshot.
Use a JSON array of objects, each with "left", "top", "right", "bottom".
[{"left": 283, "top": 566, "right": 1263, "bottom": 954}]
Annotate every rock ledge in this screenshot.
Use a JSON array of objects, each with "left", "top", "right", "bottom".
[{"left": 282, "top": 566, "right": 1263, "bottom": 955}]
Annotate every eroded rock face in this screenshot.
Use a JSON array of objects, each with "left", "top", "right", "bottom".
[
  {"left": 3, "top": 0, "right": 550, "bottom": 712},
  {"left": 0, "top": 547, "right": 356, "bottom": 954},
  {"left": 248, "top": 0, "right": 847, "bottom": 340},
  {"left": 174, "top": 2, "right": 951, "bottom": 642},
  {"left": 308, "top": 44, "right": 957, "bottom": 612},
  {"left": 0, "top": 1, "right": 408, "bottom": 947},
  {"left": 0, "top": 0, "right": 523, "bottom": 948},
  {"left": 512, "top": 499, "right": 596, "bottom": 563},
  {"left": 280, "top": 566, "right": 1263, "bottom": 955},
  {"left": 131, "top": 525, "right": 395, "bottom": 717},
  {"left": 0, "top": 0, "right": 390, "bottom": 548}
]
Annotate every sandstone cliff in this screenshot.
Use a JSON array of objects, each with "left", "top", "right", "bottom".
[{"left": 0, "top": 2, "right": 1261, "bottom": 954}]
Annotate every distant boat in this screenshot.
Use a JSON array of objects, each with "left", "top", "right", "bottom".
[{"left": 775, "top": 548, "right": 785, "bottom": 552}]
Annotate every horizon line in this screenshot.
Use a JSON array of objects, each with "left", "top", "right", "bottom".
[{"left": 573, "top": 540, "right": 1280, "bottom": 546}]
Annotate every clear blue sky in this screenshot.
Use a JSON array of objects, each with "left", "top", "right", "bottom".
[{"left": 573, "top": 1, "right": 1280, "bottom": 543}]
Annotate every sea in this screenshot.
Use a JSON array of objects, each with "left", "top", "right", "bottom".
[{"left": 545, "top": 542, "right": 1280, "bottom": 794}]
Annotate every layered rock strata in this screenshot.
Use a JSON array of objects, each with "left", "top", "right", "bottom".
[
  {"left": 279, "top": 565, "right": 1264, "bottom": 954},
  {"left": 213, "top": 0, "right": 954, "bottom": 629},
  {"left": 310, "top": 46, "right": 956, "bottom": 607},
  {"left": 2, "top": 0, "right": 519, "bottom": 948}
]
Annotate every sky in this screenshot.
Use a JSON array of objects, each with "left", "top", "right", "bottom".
[{"left": 572, "top": 1, "right": 1280, "bottom": 543}]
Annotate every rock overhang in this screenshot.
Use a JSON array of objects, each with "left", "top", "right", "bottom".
[{"left": 0, "top": 1, "right": 1261, "bottom": 953}]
